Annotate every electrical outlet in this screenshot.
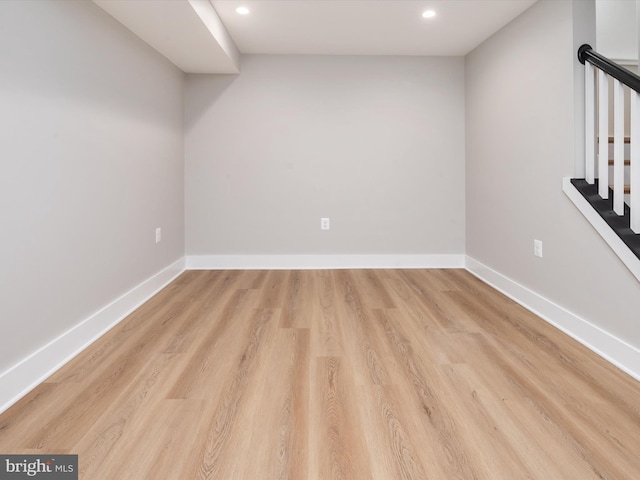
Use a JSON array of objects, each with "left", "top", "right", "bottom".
[
  {"left": 320, "top": 218, "right": 330, "bottom": 230},
  {"left": 534, "top": 239, "right": 542, "bottom": 258},
  {"left": 156, "top": 228, "right": 162, "bottom": 243}
]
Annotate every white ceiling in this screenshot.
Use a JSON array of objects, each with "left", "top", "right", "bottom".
[
  {"left": 94, "top": 0, "right": 240, "bottom": 73},
  {"left": 213, "top": 0, "right": 538, "bottom": 56},
  {"left": 95, "top": 0, "right": 538, "bottom": 73}
]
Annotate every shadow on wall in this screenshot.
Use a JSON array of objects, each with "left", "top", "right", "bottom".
[
  {"left": 0, "top": 0, "right": 183, "bottom": 128},
  {"left": 184, "top": 74, "right": 239, "bottom": 132}
]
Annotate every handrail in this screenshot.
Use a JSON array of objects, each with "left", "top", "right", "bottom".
[{"left": 578, "top": 44, "right": 640, "bottom": 93}]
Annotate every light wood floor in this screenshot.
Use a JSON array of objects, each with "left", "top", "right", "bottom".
[{"left": 1, "top": 269, "right": 640, "bottom": 479}]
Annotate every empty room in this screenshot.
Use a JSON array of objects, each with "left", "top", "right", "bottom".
[{"left": 2, "top": 0, "right": 640, "bottom": 478}]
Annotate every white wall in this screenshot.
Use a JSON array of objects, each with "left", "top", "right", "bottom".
[
  {"left": 185, "top": 55, "right": 465, "bottom": 257},
  {"left": 596, "top": 0, "right": 638, "bottom": 61},
  {"left": 0, "top": 1, "right": 184, "bottom": 373},
  {"left": 596, "top": 0, "right": 638, "bottom": 137},
  {"left": 466, "top": 0, "right": 640, "bottom": 350}
]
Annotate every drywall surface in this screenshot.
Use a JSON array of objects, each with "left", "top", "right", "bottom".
[
  {"left": 596, "top": 0, "right": 638, "bottom": 61},
  {"left": 185, "top": 55, "right": 465, "bottom": 255},
  {"left": 0, "top": 1, "right": 184, "bottom": 372},
  {"left": 466, "top": 0, "right": 640, "bottom": 349}
]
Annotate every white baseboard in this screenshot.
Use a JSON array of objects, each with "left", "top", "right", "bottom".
[
  {"left": 186, "top": 254, "right": 465, "bottom": 270},
  {"left": 4, "top": 252, "right": 636, "bottom": 416},
  {"left": 0, "top": 257, "right": 186, "bottom": 415},
  {"left": 465, "top": 256, "right": 640, "bottom": 382}
]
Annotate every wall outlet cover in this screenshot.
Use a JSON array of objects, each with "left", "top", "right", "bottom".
[{"left": 534, "top": 239, "right": 542, "bottom": 258}]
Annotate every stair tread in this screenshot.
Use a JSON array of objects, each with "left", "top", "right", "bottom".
[
  {"left": 605, "top": 136, "right": 631, "bottom": 143},
  {"left": 608, "top": 159, "right": 631, "bottom": 165},
  {"left": 610, "top": 184, "right": 631, "bottom": 194}
]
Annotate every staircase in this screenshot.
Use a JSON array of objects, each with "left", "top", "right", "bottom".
[
  {"left": 564, "top": 45, "right": 640, "bottom": 280},
  {"left": 607, "top": 137, "right": 631, "bottom": 197}
]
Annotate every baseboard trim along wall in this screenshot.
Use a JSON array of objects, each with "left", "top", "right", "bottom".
[
  {"left": 0, "top": 257, "right": 186, "bottom": 415},
  {"left": 3, "top": 253, "right": 638, "bottom": 414},
  {"left": 466, "top": 256, "right": 640, "bottom": 382},
  {"left": 186, "top": 254, "right": 466, "bottom": 270}
]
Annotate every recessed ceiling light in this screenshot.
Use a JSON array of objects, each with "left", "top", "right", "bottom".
[
  {"left": 422, "top": 10, "right": 436, "bottom": 18},
  {"left": 236, "top": 6, "right": 250, "bottom": 15}
]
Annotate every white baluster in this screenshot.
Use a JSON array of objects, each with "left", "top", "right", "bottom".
[
  {"left": 613, "top": 78, "right": 624, "bottom": 215},
  {"left": 585, "top": 61, "right": 595, "bottom": 184},
  {"left": 598, "top": 70, "right": 609, "bottom": 199},
  {"left": 631, "top": 90, "right": 640, "bottom": 233}
]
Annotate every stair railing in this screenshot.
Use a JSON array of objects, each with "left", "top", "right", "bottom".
[{"left": 578, "top": 44, "right": 640, "bottom": 232}]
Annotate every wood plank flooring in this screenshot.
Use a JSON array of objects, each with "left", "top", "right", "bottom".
[{"left": 1, "top": 269, "right": 640, "bottom": 479}]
